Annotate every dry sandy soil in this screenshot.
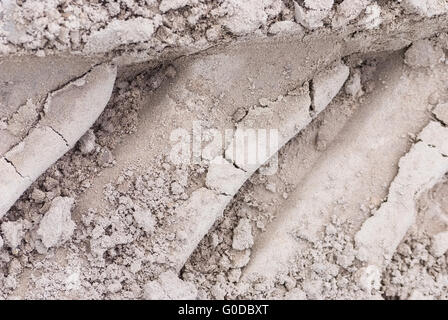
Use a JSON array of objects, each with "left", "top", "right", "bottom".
[{"left": 0, "top": 0, "right": 448, "bottom": 300}]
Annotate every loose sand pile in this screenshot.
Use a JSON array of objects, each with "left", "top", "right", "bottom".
[{"left": 0, "top": 0, "right": 448, "bottom": 300}]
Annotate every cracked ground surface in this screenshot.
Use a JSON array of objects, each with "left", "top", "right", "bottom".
[{"left": 0, "top": 0, "right": 448, "bottom": 300}]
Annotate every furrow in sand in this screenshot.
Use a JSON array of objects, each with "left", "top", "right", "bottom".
[
  {"left": 242, "top": 53, "right": 448, "bottom": 282},
  {"left": 0, "top": 64, "right": 117, "bottom": 218}
]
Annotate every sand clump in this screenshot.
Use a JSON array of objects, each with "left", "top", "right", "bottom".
[
  {"left": 232, "top": 219, "right": 254, "bottom": 251},
  {"left": 1, "top": 220, "right": 24, "bottom": 250},
  {"left": 36, "top": 197, "right": 76, "bottom": 250}
]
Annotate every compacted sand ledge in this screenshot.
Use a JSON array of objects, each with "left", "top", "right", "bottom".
[{"left": 0, "top": 0, "right": 448, "bottom": 300}]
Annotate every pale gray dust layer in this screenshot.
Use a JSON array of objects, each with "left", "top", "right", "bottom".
[{"left": 0, "top": 0, "right": 448, "bottom": 300}]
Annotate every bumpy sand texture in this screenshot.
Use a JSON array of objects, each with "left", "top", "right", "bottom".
[{"left": 0, "top": 0, "right": 448, "bottom": 300}]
